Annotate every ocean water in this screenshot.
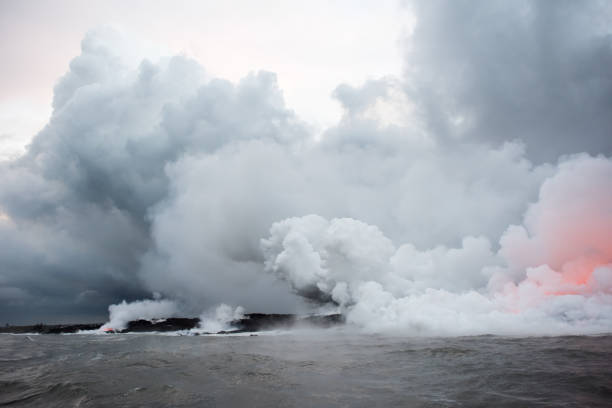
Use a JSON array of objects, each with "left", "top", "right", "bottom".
[{"left": 1, "top": 330, "right": 611, "bottom": 407}]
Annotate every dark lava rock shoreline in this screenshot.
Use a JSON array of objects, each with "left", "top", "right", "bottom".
[{"left": 0, "top": 313, "right": 345, "bottom": 334}]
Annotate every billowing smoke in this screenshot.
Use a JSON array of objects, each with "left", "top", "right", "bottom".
[{"left": 1, "top": 1, "right": 611, "bottom": 335}]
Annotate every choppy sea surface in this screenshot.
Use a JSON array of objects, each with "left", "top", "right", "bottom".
[{"left": 1, "top": 330, "right": 611, "bottom": 407}]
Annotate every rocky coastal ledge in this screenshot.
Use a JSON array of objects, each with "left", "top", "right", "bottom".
[{"left": 0, "top": 313, "right": 345, "bottom": 334}]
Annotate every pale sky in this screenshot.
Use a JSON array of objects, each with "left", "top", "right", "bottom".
[{"left": 0, "top": 0, "right": 412, "bottom": 161}]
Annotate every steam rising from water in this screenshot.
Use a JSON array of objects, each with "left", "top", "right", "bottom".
[
  {"left": 103, "top": 153, "right": 612, "bottom": 335},
  {"left": 199, "top": 304, "right": 245, "bottom": 333},
  {"left": 103, "top": 298, "right": 178, "bottom": 331},
  {"left": 262, "top": 155, "right": 612, "bottom": 335}
]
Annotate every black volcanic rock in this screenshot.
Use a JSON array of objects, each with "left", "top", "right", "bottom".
[
  {"left": 0, "top": 323, "right": 103, "bottom": 334},
  {"left": 231, "top": 313, "right": 297, "bottom": 332},
  {"left": 122, "top": 318, "right": 200, "bottom": 332},
  {"left": 43, "top": 323, "right": 104, "bottom": 334},
  {"left": 228, "top": 313, "right": 345, "bottom": 333},
  {"left": 0, "top": 313, "right": 345, "bottom": 334},
  {"left": 301, "top": 313, "right": 345, "bottom": 327}
]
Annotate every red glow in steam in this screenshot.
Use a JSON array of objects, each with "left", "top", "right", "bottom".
[
  {"left": 501, "top": 156, "right": 612, "bottom": 299},
  {"left": 562, "top": 257, "right": 605, "bottom": 286}
]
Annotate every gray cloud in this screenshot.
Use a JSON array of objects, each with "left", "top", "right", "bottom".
[{"left": 404, "top": 0, "right": 612, "bottom": 161}]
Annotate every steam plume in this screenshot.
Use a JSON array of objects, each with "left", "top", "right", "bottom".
[
  {"left": 1, "top": 1, "right": 611, "bottom": 335},
  {"left": 262, "top": 154, "right": 612, "bottom": 335}
]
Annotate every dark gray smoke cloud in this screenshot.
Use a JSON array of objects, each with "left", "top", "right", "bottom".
[
  {"left": 1, "top": 1, "right": 611, "bottom": 327},
  {"left": 404, "top": 0, "right": 612, "bottom": 161}
]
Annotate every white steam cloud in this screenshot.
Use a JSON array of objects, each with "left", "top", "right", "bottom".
[
  {"left": 262, "top": 155, "right": 612, "bottom": 335},
  {"left": 198, "top": 304, "right": 245, "bottom": 333},
  {"left": 1, "top": 1, "right": 611, "bottom": 335}
]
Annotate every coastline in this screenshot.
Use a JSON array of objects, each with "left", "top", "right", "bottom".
[{"left": 0, "top": 313, "right": 344, "bottom": 335}]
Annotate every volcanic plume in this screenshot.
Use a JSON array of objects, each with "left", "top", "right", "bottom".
[{"left": 1, "top": 1, "right": 611, "bottom": 335}]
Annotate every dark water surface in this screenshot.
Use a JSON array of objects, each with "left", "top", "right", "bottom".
[{"left": 1, "top": 331, "right": 611, "bottom": 407}]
